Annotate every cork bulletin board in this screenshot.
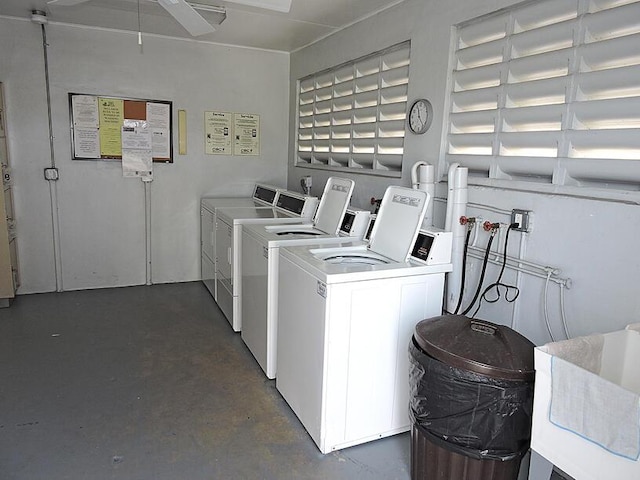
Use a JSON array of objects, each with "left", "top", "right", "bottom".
[{"left": 69, "top": 93, "right": 173, "bottom": 163}]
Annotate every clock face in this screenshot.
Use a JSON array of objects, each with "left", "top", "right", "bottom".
[{"left": 408, "top": 99, "right": 433, "bottom": 134}]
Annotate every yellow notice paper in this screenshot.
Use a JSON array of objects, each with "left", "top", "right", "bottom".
[{"left": 98, "top": 98, "right": 124, "bottom": 157}]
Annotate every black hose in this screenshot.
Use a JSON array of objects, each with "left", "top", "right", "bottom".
[
  {"left": 453, "top": 227, "right": 472, "bottom": 314},
  {"left": 461, "top": 233, "right": 495, "bottom": 316}
]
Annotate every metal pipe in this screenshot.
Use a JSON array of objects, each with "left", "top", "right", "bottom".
[{"left": 35, "top": 13, "right": 64, "bottom": 292}]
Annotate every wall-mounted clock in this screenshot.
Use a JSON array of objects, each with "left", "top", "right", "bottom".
[{"left": 408, "top": 98, "right": 433, "bottom": 134}]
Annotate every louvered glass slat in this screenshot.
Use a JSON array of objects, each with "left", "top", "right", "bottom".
[
  {"left": 454, "top": 64, "right": 501, "bottom": 91},
  {"left": 299, "top": 116, "right": 313, "bottom": 129},
  {"left": 448, "top": 133, "right": 494, "bottom": 155},
  {"left": 579, "top": 32, "right": 640, "bottom": 71},
  {"left": 352, "top": 139, "right": 375, "bottom": 154},
  {"left": 589, "top": 0, "right": 638, "bottom": 13},
  {"left": 350, "top": 154, "right": 374, "bottom": 169},
  {"left": 353, "top": 106, "right": 377, "bottom": 124},
  {"left": 584, "top": 2, "right": 640, "bottom": 42},
  {"left": 299, "top": 104, "right": 314, "bottom": 117},
  {"left": 299, "top": 78, "right": 314, "bottom": 93},
  {"left": 298, "top": 127, "right": 313, "bottom": 140},
  {"left": 568, "top": 129, "right": 640, "bottom": 159},
  {"left": 298, "top": 140, "right": 312, "bottom": 152},
  {"left": 331, "top": 125, "right": 352, "bottom": 139},
  {"left": 576, "top": 64, "right": 640, "bottom": 100},
  {"left": 314, "top": 127, "right": 330, "bottom": 139},
  {"left": 330, "top": 153, "right": 350, "bottom": 167},
  {"left": 572, "top": 97, "right": 640, "bottom": 129},
  {"left": 381, "top": 65, "right": 409, "bottom": 88},
  {"left": 353, "top": 123, "right": 376, "bottom": 138},
  {"left": 508, "top": 48, "right": 572, "bottom": 83},
  {"left": 505, "top": 77, "right": 568, "bottom": 107},
  {"left": 354, "top": 91, "right": 378, "bottom": 109},
  {"left": 314, "top": 99, "right": 332, "bottom": 115},
  {"left": 451, "top": 87, "right": 499, "bottom": 113},
  {"left": 380, "top": 84, "right": 408, "bottom": 105},
  {"left": 376, "top": 154, "right": 403, "bottom": 171},
  {"left": 355, "top": 73, "right": 379, "bottom": 93},
  {"left": 502, "top": 104, "right": 564, "bottom": 132},
  {"left": 334, "top": 82, "right": 353, "bottom": 98},
  {"left": 334, "top": 65, "right": 354, "bottom": 84},
  {"left": 382, "top": 47, "right": 410, "bottom": 70},
  {"left": 378, "top": 119, "right": 406, "bottom": 138},
  {"left": 379, "top": 103, "right": 407, "bottom": 121},
  {"left": 312, "top": 139, "right": 330, "bottom": 153},
  {"left": 457, "top": 14, "right": 508, "bottom": 48},
  {"left": 456, "top": 38, "right": 505, "bottom": 70},
  {"left": 330, "top": 139, "right": 351, "bottom": 153},
  {"left": 332, "top": 111, "right": 352, "bottom": 127},
  {"left": 512, "top": 0, "right": 578, "bottom": 33},
  {"left": 314, "top": 113, "right": 330, "bottom": 127},
  {"left": 450, "top": 110, "right": 497, "bottom": 134},
  {"left": 299, "top": 91, "right": 314, "bottom": 105},
  {"left": 315, "top": 86, "right": 333, "bottom": 102},
  {"left": 356, "top": 58, "right": 380, "bottom": 78},
  {"left": 315, "top": 73, "right": 333, "bottom": 89},
  {"left": 510, "top": 19, "right": 576, "bottom": 59},
  {"left": 499, "top": 132, "right": 559, "bottom": 157},
  {"left": 333, "top": 96, "right": 353, "bottom": 112}
]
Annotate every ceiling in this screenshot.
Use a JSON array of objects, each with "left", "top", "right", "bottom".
[{"left": 0, "top": 0, "right": 406, "bottom": 52}]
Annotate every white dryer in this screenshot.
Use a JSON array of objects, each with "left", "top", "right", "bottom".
[
  {"left": 201, "top": 184, "right": 281, "bottom": 298},
  {"left": 215, "top": 191, "right": 319, "bottom": 331},
  {"left": 241, "top": 204, "right": 370, "bottom": 379},
  {"left": 275, "top": 186, "right": 453, "bottom": 454}
]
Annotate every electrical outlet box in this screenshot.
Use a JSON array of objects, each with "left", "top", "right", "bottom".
[
  {"left": 44, "top": 167, "right": 59, "bottom": 181},
  {"left": 511, "top": 209, "right": 530, "bottom": 232}
]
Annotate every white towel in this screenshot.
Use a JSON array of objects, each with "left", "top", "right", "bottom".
[{"left": 549, "top": 355, "right": 640, "bottom": 460}]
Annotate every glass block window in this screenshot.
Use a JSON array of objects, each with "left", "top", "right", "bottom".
[
  {"left": 445, "top": 0, "right": 640, "bottom": 194},
  {"left": 296, "top": 42, "right": 411, "bottom": 177}
]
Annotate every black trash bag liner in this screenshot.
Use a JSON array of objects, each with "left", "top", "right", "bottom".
[{"left": 409, "top": 338, "right": 534, "bottom": 459}]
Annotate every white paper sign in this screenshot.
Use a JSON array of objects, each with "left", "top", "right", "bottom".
[{"left": 73, "top": 127, "right": 100, "bottom": 158}]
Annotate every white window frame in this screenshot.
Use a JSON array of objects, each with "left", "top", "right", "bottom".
[
  {"left": 295, "top": 41, "right": 411, "bottom": 178},
  {"left": 441, "top": 0, "right": 640, "bottom": 203}
]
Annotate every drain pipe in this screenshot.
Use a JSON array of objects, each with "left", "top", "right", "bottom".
[
  {"left": 411, "top": 161, "right": 435, "bottom": 227},
  {"left": 33, "top": 10, "right": 64, "bottom": 292},
  {"left": 444, "top": 163, "right": 468, "bottom": 314}
]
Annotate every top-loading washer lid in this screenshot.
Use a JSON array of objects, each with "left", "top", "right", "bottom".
[
  {"left": 312, "top": 177, "right": 354, "bottom": 235},
  {"left": 368, "top": 186, "right": 429, "bottom": 262}
]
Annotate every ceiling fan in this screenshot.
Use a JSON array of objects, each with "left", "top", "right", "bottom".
[{"left": 47, "top": 0, "right": 292, "bottom": 36}]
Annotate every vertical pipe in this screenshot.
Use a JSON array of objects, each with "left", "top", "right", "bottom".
[
  {"left": 445, "top": 165, "right": 468, "bottom": 314},
  {"left": 411, "top": 162, "right": 435, "bottom": 227},
  {"left": 39, "top": 21, "right": 64, "bottom": 292},
  {"left": 144, "top": 181, "right": 152, "bottom": 285}
]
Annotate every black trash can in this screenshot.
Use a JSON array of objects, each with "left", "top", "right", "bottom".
[{"left": 409, "top": 315, "right": 535, "bottom": 480}]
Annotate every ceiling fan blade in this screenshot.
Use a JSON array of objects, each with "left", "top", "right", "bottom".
[
  {"left": 224, "top": 0, "right": 291, "bottom": 13},
  {"left": 47, "top": 0, "right": 92, "bottom": 5},
  {"left": 157, "top": 0, "right": 216, "bottom": 36}
]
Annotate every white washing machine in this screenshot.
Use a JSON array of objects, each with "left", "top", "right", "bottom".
[
  {"left": 241, "top": 205, "right": 370, "bottom": 379},
  {"left": 275, "top": 186, "right": 453, "bottom": 454},
  {"left": 216, "top": 177, "right": 354, "bottom": 332},
  {"left": 215, "top": 190, "right": 319, "bottom": 331},
  {"left": 201, "top": 184, "right": 282, "bottom": 299}
]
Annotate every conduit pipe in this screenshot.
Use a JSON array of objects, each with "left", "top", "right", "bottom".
[
  {"left": 33, "top": 11, "right": 64, "bottom": 292},
  {"left": 411, "top": 161, "right": 435, "bottom": 227},
  {"left": 444, "top": 163, "right": 468, "bottom": 313}
]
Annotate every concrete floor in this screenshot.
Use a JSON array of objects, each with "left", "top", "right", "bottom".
[{"left": 0, "top": 282, "right": 412, "bottom": 480}]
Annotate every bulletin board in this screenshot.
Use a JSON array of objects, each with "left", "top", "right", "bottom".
[{"left": 68, "top": 93, "right": 173, "bottom": 163}]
